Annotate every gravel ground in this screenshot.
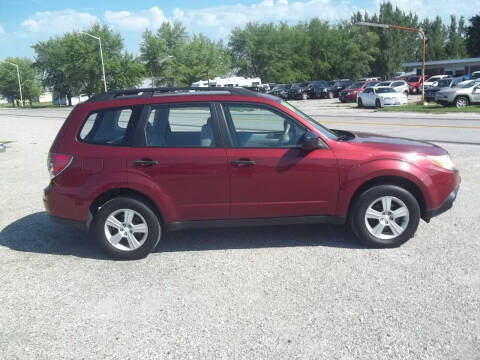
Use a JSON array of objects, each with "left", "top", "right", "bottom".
[{"left": 0, "top": 106, "right": 479, "bottom": 359}]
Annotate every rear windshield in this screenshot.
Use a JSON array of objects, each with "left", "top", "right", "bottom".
[
  {"left": 79, "top": 108, "right": 134, "bottom": 145},
  {"left": 377, "top": 81, "right": 391, "bottom": 86},
  {"left": 375, "top": 87, "right": 396, "bottom": 93}
]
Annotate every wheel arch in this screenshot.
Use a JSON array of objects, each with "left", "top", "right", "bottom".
[
  {"left": 347, "top": 175, "right": 427, "bottom": 221},
  {"left": 88, "top": 188, "right": 165, "bottom": 230}
]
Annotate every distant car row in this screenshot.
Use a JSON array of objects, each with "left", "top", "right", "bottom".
[{"left": 267, "top": 79, "right": 354, "bottom": 100}]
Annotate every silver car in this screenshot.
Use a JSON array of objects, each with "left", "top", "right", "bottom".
[
  {"left": 376, "top": 80, "right": 409, "bottom": 96},
  {"left": 435, "top": 80, "right": 480, "bottom": 108}
]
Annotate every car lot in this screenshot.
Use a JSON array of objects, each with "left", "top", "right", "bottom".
[{"left": 1, "top": 102, "right": 479, "bottom": 359}]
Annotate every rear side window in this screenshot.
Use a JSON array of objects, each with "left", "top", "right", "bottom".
[
  {"left": 79, "top": 108, "right": 133, "bottom": 145},
  {"left": 145, "top": 104, "right": 215, "bottom": 147}
]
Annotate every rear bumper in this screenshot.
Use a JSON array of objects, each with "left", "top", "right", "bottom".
[
  {"left": 48, "top": 214, "right": 87, "bottom": 230},
  {"left": 426, "top": 186, "right": 459, "bottom": 221}
]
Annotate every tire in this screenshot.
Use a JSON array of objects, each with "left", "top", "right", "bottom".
[
  {"left": 302, "top": 93, "right": 308, "bottom": 100},
  {"left": 93, "top": 196, "right": 161, "bottom": 260},
  {"left": 455, "top": 96, "right": 469, "bottom": 108},
  {"left": 412, "top": 87, "right": 418, "bottom": 94},
  {"left": 375, "top": 99, "right": 381, "bottom": 108},
  {"left": 328, "top": 91, "right": 334, "bottom": 99},
  {"left": 349, "top": 185, "right": 420, "bottom": 248},
  {"left": 357, "top": 98, "right": 363, "bottom": 108},
  {"left": 404, "top": 91, "right": 409, "bottom": 97}
]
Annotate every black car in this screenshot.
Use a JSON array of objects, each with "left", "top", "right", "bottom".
[
  {"left": 287, "top": 82, "right": 310, "bottom": 100},
  {"left": 267, "top": 84, "right": 292, "bottom": 99},
  {"left": 425, "top": 77, "right": 463, "bottom": 102},
  {"left": 314, "top": 79, "right": 353, "bottom": 99}
]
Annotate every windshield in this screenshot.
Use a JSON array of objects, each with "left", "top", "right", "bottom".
[
  {"left": 375, "top": 87, "right": 396, "bottom": 93},
  {"left": 437, "top": 79, "right": 452, "bottom": 87},
  {"left": 457, "top": 80, "right": 476, "bottom": 88},
  {"left": 349, "top": 81, "right": 364, "bottom": 89},
  {"left": 408, "top": 76, "right": 420, "bottom": 82},
  {"left": 280, "top": 101, "right": 338, "bottom": 140},
  {"left": 378, "top": 81, "right": 391, "bottom": 86}
]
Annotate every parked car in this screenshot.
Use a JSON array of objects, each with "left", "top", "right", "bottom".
[
  {"left": 423, "top": 75, "right": 448, "bottom": 89},
  {"left": 340, "top": 81, "right": 364, "bottom": 102},
  {"left": 407, "top": 75, "right": 429, "bottom": 94},
  {"left": 425, "top": 77, "right": 463, "bottom": 102},
  {"left": 376, "top": 80, "right": 409, "bottom": 96},
  {"left": 472, "top": 71, "right": 480, "bottom": 80},
  {"left": 44, "top": 86, "right": 460, "bottom": 259},
  {"left": 267, "top": 84, "right": 291, "bottom": 99},
  {"left": 287, "top": 82, "right": 310, "bottom": 100},
  {"left": 435, "top": 80, "right": 480, "bottom": 107},
  {"left": 358, "top": 77, "right": 382, "bottom": 82},
  {"left": 357, "top": 86, "right": 408, "bottom": 108},
  {"left": 315, "top": 79, "right": 353, "bottom": 99},
  {"left": 306, "top": 80, "right": 329, "bottom": 98}
]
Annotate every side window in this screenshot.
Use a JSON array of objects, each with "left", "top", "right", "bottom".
[
  {"left": 79, "top": 108, "right": 133, "bottom": 145},
  {"left": 145, "top": 104, "right": 215, "bottom": 147},
  {"left": 223, "top": 103, "right": 306, "bottom": 148},
  {"left": 363, "top": 88, "right": 373, "bottom": 94},
  {"left": 393, "top": 81, "right": 403, "bottom": 87}
]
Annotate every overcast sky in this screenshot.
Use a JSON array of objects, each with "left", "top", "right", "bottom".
[{"left": 0, "top": 0, "right": 477, "bottom": 60}]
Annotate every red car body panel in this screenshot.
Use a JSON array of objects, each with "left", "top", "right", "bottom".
[{"left": 44, "top": 92, "right": 460, "bottom": 229}]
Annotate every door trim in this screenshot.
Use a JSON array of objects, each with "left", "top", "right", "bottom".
[{"left": 166, "top": 215, "right": 346, "bottom": 232}]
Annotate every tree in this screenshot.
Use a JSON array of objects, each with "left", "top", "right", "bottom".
[
  {"left": 422, "top": 16, "right": 447, "bottom": 61},
  {"left": 33, "top": 24, "right": 144, "bottom": 104},
  {"left": 445, "top": 15, "right": 468, "bottom": 59},
  {"left": 140, "top": 22, "right": 188, "bottom": 86},
  {"left": 0, "top": 57, "right": 41, "bottom": 106},
  {"left": 175, "top": 34, "right": 230, "bottom": 86},
  {"left": 466, "top": 14, "right": 480, "bottom": 57}
]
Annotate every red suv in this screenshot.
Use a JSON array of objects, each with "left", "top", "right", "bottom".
[
  {"left": 407, "top": 75, "right": 429, "bottom": 94},
  {"left": 44, "top": 87, "right": 460, "bottom": 259},
  {"left": 339, "top": 81, "right": 379, "bottom": 102}
]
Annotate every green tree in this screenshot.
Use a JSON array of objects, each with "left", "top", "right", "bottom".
[
  {"left": 466, "top": 14, "right": 480, "bottom": 57},
  {"left": 33, "top": 24, "right": 144, "bottom": 104},
  {"left": 422, "top": 16, "right": 447, "bottom": 60},
  {"left": 140, "top": 22, "right": 188, "bottom": 86},
  {"left": 0, "top": 57, "right": 41, "bottom": 106},
  {"left": 445, "top": 15, "right": 468, "bottom": 59},
  {"left": 175, "top": 34, "right": 230, "bottom": 86}
]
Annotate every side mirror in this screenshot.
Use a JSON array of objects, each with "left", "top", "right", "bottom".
[{"left": 301, "top": 131, "right": 326, "bottom": 152}]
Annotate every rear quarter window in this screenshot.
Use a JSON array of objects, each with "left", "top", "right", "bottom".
[{"left": 78, "top": 108, "right": 134, "bottom": 145}]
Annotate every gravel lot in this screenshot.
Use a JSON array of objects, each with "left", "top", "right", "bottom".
[{"left": 0, "top": 103, "right": 479, "bottom": 359}]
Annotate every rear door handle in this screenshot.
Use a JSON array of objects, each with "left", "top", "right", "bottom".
[
  {"left": 134, "top": 159, "right": 159, "bottom": 167},
  {"left": 231, "top": 159, "right": 256, "bottom": 167}
]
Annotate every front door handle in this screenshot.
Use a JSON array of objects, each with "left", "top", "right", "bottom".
[
  {"left": 231, "top": 159, "right": 256, "bottom": 167},
  {"left": 134, "top": 159, "right": 159, "bottom": 167}
]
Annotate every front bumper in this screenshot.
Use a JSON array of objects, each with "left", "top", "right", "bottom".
[{"left": 426, "top": 186, "right": 459, "bottom": 221}]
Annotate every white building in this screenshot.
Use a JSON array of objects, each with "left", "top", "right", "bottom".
[{"left": 402, "top": 57, "right": 480, "bottom": 77}]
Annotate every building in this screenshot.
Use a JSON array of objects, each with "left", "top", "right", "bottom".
[{"left": 402, "top": 57, "right": 480, "bottom": 77}]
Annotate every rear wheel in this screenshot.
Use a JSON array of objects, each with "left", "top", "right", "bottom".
[
  {"left": 357, "top": 98, "right": 363, "bottom": 108},
  {"left": 349, "top": 185, "right": 420, "bottom": 248},
  {"left": 375, "top": 99, "right": 381, "bottom": 108},
  {"left": 455, "top": 96, "right": 469, "bottom": 108},
  {"left": 93, "top": 197, "right": 161, "bottom": 260}
]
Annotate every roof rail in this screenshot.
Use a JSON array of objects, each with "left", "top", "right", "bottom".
[{"left": 87, "top": 86, "right": 258, "bottom": 102}]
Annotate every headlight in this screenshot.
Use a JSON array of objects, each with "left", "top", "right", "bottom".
[{"left": 427, "top": 154, "right": 455, "bottom": 171}]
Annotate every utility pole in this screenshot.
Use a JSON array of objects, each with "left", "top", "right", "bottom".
[
  {"left": 80, "top": 32, "right": 107, "bottom": 92},
  {"left": 5, "top": 62, "right": 23, "bottom": 107},
  {"left": 357, "top": 22, "right": 426, "bottom": 104}
]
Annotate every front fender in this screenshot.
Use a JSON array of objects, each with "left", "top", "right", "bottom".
[{"left": 335, "top": 159, "right": 432, "bottom": 217}]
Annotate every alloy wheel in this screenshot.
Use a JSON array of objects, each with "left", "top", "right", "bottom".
[
  {"left": 104, "top": 208, "right": 149, "bottom": 251},
  {"left": 364, "top": 196, "right": 410, "bottom": 240}
]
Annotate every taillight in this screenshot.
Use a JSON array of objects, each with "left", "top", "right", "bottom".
[{"left": 48, "top": 152, "right": 73, "bottom": 179}]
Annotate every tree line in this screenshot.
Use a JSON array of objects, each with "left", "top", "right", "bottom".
[{"left": 1, "top": 2, "right": 480, "bottom": 106}]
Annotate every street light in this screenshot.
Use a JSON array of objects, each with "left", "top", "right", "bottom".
[
  {"left": 80, "top": 31, "right": 107, "bottom": 92},
  {"left": 5, "top": 62, "right": 23, "bottom": 107},
  {"left": 151, "top": 55, "right": 173, "bottom": 87},
  {"left": 356, "top": 22, "right": 426, "bottom": 104}
]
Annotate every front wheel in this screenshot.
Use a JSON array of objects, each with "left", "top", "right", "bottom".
[
  {"left": 455, "top": 96, "right": 469, "bottom": 108},
  {"left": 93, "top": 197, "right": 161, "bottom": 260},
  {"left": 349, "top": 185, "right": 420, "bottom": 248},
  {"left": 302, "top": 93, "right": 308, "bottom": 100},
  {"left": 375, "top": 99, "right": 381, "bottom": 108}
]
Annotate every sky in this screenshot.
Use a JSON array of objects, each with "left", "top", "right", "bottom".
[{"left": 0, "top": 0, "right": 478, "bottom": 60}]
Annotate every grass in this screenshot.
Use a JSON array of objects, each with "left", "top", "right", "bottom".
[
  {"left": 0, "top": 101, "right": 61, "bottom": 109},
  {"left": 377, "top": 103, "right": 480, "bottom": 113}
]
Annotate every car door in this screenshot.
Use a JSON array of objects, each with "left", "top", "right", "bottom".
[
  {"left": 219, "top": 102, "right": 339, "bottom": 219},
  {"left": 362, "top": 88, "right": 374, "bottom": 106},
  {"left": 127, "top": 102, "right": 230, "bottom": 222},
  {"left": 472, "top": 84, "right": 480, "bottom": 103}
]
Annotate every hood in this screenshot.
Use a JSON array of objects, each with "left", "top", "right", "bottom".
[{"left": 343, "top": 131, "right": 445, "bottom": 155}]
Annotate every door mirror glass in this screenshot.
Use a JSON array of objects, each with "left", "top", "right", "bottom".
[{"left": 301, "top": 131, "right": 325, "bottom": 152}]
